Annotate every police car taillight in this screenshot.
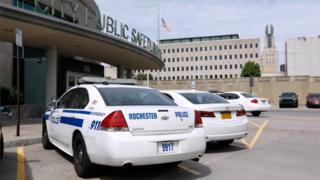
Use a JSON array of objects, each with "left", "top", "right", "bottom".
[
  {"left": 200, "top": 111, "right": 215, "bottom": 117},
  {"left": 100, "top": 111, "right": 129, "bottom": 131},
  {"left": 236, "top": 109, "right": 246, "bottom": 116},
  {"left": 194, "top": 111, "right": 203, "bottom": 128}
]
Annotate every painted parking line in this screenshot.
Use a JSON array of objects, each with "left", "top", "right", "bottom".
[
  {"left": 240, "top": 121, "right": 268, "bottom": 149},
  {"left": 17, "top": 147, "right": 25, "bottom": 180},
  {"left": 178, "top": 164, "right": 202, "bottom": 176}
]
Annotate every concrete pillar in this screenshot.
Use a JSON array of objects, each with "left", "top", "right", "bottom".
[
  {"left": 127, "top": 69, "right": 133, "bottom": 79},
  {"left": 117, "top": 64, "right": 125, "bottom": 79},
  {"left": 0, "top": 41, "right": 13, "bottom": 88},
  {"left": 45, "top": 46, "right": 57, "bottom": 105}
]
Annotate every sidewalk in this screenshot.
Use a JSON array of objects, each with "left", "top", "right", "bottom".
[{"left": 2, "top": 118, "right": 42, "bottom": 148}]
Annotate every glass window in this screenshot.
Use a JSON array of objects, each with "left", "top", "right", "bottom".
[
  {"left": 58, "top": 88, "right": 89, "bottom": 109},
  {"left": 180, "top": 93, "right": 229, "bottom": 104},
  {"left": 220, "top": 93, "right": 240, "bottom": 100},
  {"left": 241, "top": 93, "right": 256, "bottom": 98},
  {"left": 99, "top": 88, "right": 176, "bottom": 106}
]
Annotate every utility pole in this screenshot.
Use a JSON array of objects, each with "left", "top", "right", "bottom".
[{"left": 15, "top": 28, "right": 23, "bottom": 136}]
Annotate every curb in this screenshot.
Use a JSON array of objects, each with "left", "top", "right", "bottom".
[{"left": 4, "top": 137, "right": 42, "bottom": 149}]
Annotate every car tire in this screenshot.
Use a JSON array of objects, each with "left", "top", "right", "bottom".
[
  {"left": 295, "top": 101, "right": 299, "bottom": 108},
  {"left": 279, "top": 104, "right": 283, "bottom": 108},
  {"left": 251, "top": 111, "right": 261, "bottom": 117},
  {"left": 217, "top": 140, "right": 234, "bottom": 146},
  {"left": 0, "top": 133, "right": 3, "bottom": 160},
  {"left": 42, "top": 120, "right": 54, "bottom": 150},
  {"left": 73, "top": 133, "right": 95, "bottom": 178}
]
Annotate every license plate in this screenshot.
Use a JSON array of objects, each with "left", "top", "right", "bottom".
[
  {"left": 261, "top": 100, "right": 266, "bottom": 104},
  {"left": 221, "top": 112, "right": 231, "bottom": 119},
  {"left": 158, "top": 141, "right": 174, "bottom": 154}
]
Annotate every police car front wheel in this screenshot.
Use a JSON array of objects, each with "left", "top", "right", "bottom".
[
  {"left": 73, "top": 133, "right": 95, "bottom": 178},
  {"left": 42, "top": 120, "right": 54, "bottom": 149}
]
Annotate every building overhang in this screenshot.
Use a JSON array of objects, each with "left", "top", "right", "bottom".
[{"left": 0, "top": 4, "right": 163, "bottom": 70}]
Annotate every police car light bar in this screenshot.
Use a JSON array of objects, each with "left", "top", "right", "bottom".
[{"left": 78, "top": 77, "right": 136, "bottom": 85}]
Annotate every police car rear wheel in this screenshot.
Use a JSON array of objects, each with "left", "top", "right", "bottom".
[
  {"left": 42, "top": 120, "right": 54, "bottom": 149},
  {"left": 73, "top": 134, "right": 94, "bottom": 178},
  {"left": 217, "top": 140, "right": 234, "bottom": 146}
]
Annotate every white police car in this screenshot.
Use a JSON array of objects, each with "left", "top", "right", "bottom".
[
  {"left": 161, "top": 90, "right": 248, "bottom": 146},
  {"left": 42, "top": 79, "right": 206, "bottom": 177}
]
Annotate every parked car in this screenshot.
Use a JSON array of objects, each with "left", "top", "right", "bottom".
[
  {"left": 279, "top": 92, "right": 299, "bottom": 108},
  {"left": 43, "top": 78, "right": 206, "bottom": 178},
  {"left": 0, "top": 106, "right": 12, "bottom": 160},
  {"left": 161, "top": 90, "right": 248, "bottom": 146},
  {"left": 219, "top": 91, "right": 271, "bottom": 117},
  {"left": 306, "top": 93, "right": 320, "bottom": 108}
]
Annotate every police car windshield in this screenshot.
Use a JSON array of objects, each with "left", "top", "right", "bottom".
[
  {"left": 180, "top": 93, "right": 229, "bottom": 104},
  {"left": 98, "top": 88, "right": 176, "bottom": 106}
]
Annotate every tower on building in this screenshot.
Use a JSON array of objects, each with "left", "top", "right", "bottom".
[{"left": 260, "top": 24, "right": 280, "bottom": 75}]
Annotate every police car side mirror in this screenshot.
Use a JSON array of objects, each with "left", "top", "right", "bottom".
[
  {"left": 51, "top": 96, "right": 58, "bottom": 101},
  {"left": 47, "top": 100, "right": 58, "bottom": 111}
]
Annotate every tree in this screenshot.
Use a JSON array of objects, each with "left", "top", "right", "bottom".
[
  {"left": 134, "top": 73, "right": 153, "bottom": 80},
  {"left": 241, "top": 61, "right": 261, "bottom": 77}
]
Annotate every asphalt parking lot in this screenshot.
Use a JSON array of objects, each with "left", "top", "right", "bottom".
[{"left": 1, "top": 108, "right": 319, "bottom": 180}]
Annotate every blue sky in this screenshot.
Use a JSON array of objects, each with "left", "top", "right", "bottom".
[{"left": 95, "top": 0, "right": 320, "bottom": 64}]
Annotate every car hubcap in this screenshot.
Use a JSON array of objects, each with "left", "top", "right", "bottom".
[{"left": 78, "top": 143, "right": 83, "bottom": 164}]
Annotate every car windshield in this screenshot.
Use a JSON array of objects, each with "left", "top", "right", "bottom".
[
  {"left": 98, "top": 88, "right": 176, "bottom": 106},
  {"left": 180, "top": 92, "right": 229, "bottom": 104},
  {"left": 241, "top": 93, "right": 256, "bottom": 98},
  {"left": 281, "top": 93, "right": 296, "bottom": 97},
  {"left": 308, "top": 94, "right": 320, "bottom": 98}
]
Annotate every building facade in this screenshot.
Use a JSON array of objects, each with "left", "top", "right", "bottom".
[
  {"left": 286, "top": 36, "right": 320, "bottom": 76},
  {"left": 0, "top": 0, "right": 162, "bottom": 108},
  {"left": 260, "top": 25, "right": 279, "bottom": 75},
  {"left": 136, "top": 35, "right": 260, "bottom": 80}
]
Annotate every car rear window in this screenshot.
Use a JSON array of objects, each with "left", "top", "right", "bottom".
[
  {"left": 308, "top": 94, "right": 320, "bottom": 98},
  {"left": 281, "top": 93, "right": 296, "bottom": 97},
  {"left": 180, "top": 93, "right": 229, "bottom": 104},
  {"left": 241, "top": 93, "right": 256, "bottom": 98},
  {"left": 98, "top": 88, "right": 176, "bottom": 106}
]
